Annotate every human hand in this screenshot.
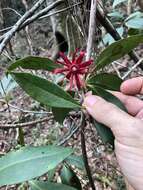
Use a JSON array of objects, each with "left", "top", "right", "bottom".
[{"left": 83, "top": 77, "right": 143, "bottom": 190}]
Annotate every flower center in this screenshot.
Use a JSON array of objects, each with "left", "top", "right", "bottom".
[{"left": 71, "top": 65, "right": 79, "bottom": 73}]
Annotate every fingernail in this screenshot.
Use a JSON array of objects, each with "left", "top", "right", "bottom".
[{"left": 84, "top": 95, "right": 97, "bottom": 108}]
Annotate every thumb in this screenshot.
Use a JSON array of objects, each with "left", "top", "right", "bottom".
[{"left": 83, "top": 95, "right": 134, "bottom": 135}]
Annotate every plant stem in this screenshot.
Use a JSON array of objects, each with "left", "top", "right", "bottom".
[
  {"left": 0, "top": 116, "right": 53, "bottom": 129},
  {"left": 19, "top": 127, "right": 25, "bottom": 146},
  {"left": 86, "top": 0, "right": 97, "bottom": 61},
  {"left": 80, "top": 112, "right": 96, "bottom": 190},
  {"left": 127, "top": 0, "right": 132, "bottom": 15}
]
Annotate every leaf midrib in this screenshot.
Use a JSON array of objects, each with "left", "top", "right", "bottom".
[
  {"left": 0, "top": 151, "right": 69, "bottom": 174},
  {"left": 13, "top": 73, "right": 79, "bottom": 108}
]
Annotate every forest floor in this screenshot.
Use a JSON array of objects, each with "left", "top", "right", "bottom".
[{"left": 0, "top": 14, "right": 143, "bottom": 190}]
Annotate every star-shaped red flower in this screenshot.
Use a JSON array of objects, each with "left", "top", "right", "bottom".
[{"left": 54, "top": 50, "right": 93, "bottom": 90}]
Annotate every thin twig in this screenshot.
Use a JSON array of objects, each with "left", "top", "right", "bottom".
[
  {"left": 0, "top": 100, "right": 50, "bottom": 114},
  {"left": 0, "top": 0, "right": 64, "bottom": 45},
  {"left": 21, "top": 0, "right": 34, "bottom": 54},
  {"left": 81, "top": 112, "right": 96, "bottom": 190},
  {"left": 2, "top": 50, "right": 13, "bottom": 61},
  {"left": 122, "top": 58, "right": 143, "bottom": 80},
  {"left": 0, "top": 2, "right": 82, "bottom": 34},
  {"left": 0, "top": 0, "right": 46, "bottom": 54},
  {"left": 40, "top": 1, "right": 82, "bottom": 19},
  {"left": 114, "top": 61, "right": 128, "bottom": 68},
  {"left": 57, "top": 123, "right": 79, "bottom": 146},
  {"left": 127, "top": 0, "right": 132, "bottom": 15},
  {"left": 111, "top": 63, "right": 122, "bottom": 78},
  {"left": 7, "top": 103, "right": 51, "bottom": 114},
  {"left": 19, "top": 0, "right": 64, "bottom": 31},
  {"left": 0, "top": 26, "right": 12, "bottom": 33},
  {"left": 0, "top": 81, "right": 12, "bottom": 118},
  {"left": 0, "top": 116, "right": 53, "bottom": 129},
  {"left": 2, "top": 8, "right": 22, "bottom": 17},
  {"left": 81, "top": 3, "right": 96, "bottom": 184},
  {"left": 86, "top": 0, "right": 97, "bottom": 61}
]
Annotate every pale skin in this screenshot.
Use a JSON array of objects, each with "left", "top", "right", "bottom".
[{"left": 83, "top": 77, "right": 143, "bottom": 190}]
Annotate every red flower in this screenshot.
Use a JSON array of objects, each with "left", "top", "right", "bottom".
[{"left": 54, "top": 50, "right": 93, "bottom": 90}]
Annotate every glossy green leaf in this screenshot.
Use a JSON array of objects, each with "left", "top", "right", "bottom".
[
  {"left": 11, "top": 72, "right": 80, "bottom": 108},
  {"left": 125, "top": 11, "right": 143, "bottom": 22},
  {"left": 8, "top": 56, "right": 60, "bottom": 72},
  {"left": 125, "top": 12, "right": 143, "bottom": 29},
  {"left": 88, "top": 73, "right": 122, "bottom": 91},
  {"left": 92, "top": 86, "right": 126, "bottom": 111},
  {"left": 108, "top": 11, "right": 124, "bottom": 20},
  {"left": 29, "top": 180, "right": 77, "bottom": 190},
  {"left": 52, "top": 107, "right": 71, "bottom": 124},
  {"left": 61, "top": 165, "right": 82, "bottom": 190},
  {"left": 128, "top": 28, "right": 143, "bottom": 36},
  {"left": 48, "top": 168, "right": 56, "bottom": 182},
  {"left": 126, "top": 18, "right": 143, "bottom": 29},
  {"left": 93, "top": 120, "right": 114, "bottom": 146},
  {"left": 95, "top": 34, "right": 143, "bottom": 70},
  {"left": 113, "top": 0, "right": 127, "bottom": 8},
  {"left": 0, "top": 146, "right": 73, "bottom": 186},
  {"left": 90, "top": 86, "right": 127, "bottom": 145},
  {"left": 65, "top": 155, "right": 85, "bottom": 170}
]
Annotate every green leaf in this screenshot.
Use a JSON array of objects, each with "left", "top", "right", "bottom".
[
  {"left": 65, "top": 155, "right": 85, "bottom": 170},
  {"left": 0, "top": 146, "right": 73, "bottom": 186},
  {"left": 48, "top": 168, "right": 56, "bottom": 182},
  {"left": 125, "top": 12, "right": 143, "bottom": 30},
  {"left": 128, "top": 28, "right": 143, "bottom": 36},
  {"left": 93, "top": 120, "right": 114, "bottom": 146},
  {"left": 8, "top": 56, "right": 60, "bottom": 72},
  {"left": 29, "top": 180, "right": 77, "bottom": 190},
  {"left": 52, "top": 107, "right": 71, "bottom": 124},
  {"left": 125, "top": 11, "right": 143, "bottom": 22},
  {"left": 11, "top": 72, "right": 80, "bottom": 109},
  {"left": 95, "top": 34, "right": 143, "bottom": 70},
  {"left": 113, "top": 0, "right": 127, "bottom": 8},
  {"left": 108, "top": 11, "right": 124, "bottom": 20},
  {"left": 125, "top": 18, "right": 143, "bottom": 29},
  {"left": 89, "top": 86, "right": 127, "bottom": 145},
  {"left": 61, "top": 165, "right": 82, "bottom": 190},
  {"left": 88, "top": 73, "right": 122, "bottom": 91},
  {"left": 92, "top": 85, "right": 126, "bottom": 112}
]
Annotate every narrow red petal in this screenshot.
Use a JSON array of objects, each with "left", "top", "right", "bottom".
[
  {"left": 66, "top": 71, "right": 72, "bottom": 79},
  {"left": 69, "top": 74, "right": 74, "bottom": 90},
  {"left": 54, "top": 68, "right": 69, "bottom": 74},
  {"left": 59, "top": 52, "right": 71, "bottom": 65},
  {"left": 75, "top": 74, "right": 82, "bottom": 89},
  {"left": 75, "top": 51, "right": 86, "bottom": 65}
]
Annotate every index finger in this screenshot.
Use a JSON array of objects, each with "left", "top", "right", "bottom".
[{"left": 120, "top": 77, "right": 143, "bottom": 95}]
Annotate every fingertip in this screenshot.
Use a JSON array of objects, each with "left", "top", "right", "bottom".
[
  {"left": 120, "top": 77, "right": 143, "bottom": 95},
  {"left": 120, "top": 79, "right": 133, "bottom": 93},
  {"left": 84, "top": 95, "right": 97, "bottom": 107}
]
